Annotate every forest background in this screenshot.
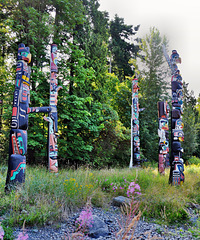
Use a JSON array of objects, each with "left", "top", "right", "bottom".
[{"left": 0, "top": 0, "right": 199, "bottom": 168}]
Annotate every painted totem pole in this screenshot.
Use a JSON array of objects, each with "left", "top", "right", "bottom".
[
  {"left": 130, "top": 77, "right": 140, "bottom": 167},
  {"left": 163, "top": 46, "right": 184, "bottom": 185},
  {"left": 5, "top": 44, "right": 51, "bottom": 192},
  {"left": 44, "top": 44, "right": 62, "bottom": 173},
  {"left": 157, "top": 101, "right": 170, "bottom": 174},
  {"left": 5, "top": 43, "right": 31, "bottom": 192}
]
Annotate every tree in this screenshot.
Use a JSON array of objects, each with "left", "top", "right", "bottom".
[
  {"left": 0, "top": 0, "right": 141, "bottom": 168},
  {"left": 110, "top": 15, "right": 140, "bottom": 80},
  {"left": 137, "top": 27, "right": 170, "bottom": 161},
  {"left": 182, "top": 82, "right": 198, "bottom": 160},
  {"left": 71, "top": 0, "right": 109, "bottom": 102}
]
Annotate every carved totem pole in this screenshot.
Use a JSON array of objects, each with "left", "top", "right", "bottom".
[
  {"left": 163, "top": 46, "right": 184, "bottom": 185},
  {"left": 157, "top": 101, "right": 170, "bottom": 174},
  {"left": 130, "top": 77, "right": 140, "bottom": 167},
  {"left": 44, "top": 44, "right": 62, "bottom": 173}
]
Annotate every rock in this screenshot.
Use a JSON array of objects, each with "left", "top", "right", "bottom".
[
  {"left": 88, "top": 215, "right": 109, "bottom": 238},
  {"left": 112, "top": 196, "right": 131, "bottom": 207}
]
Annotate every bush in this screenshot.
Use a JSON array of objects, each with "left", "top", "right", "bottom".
[{"left": 188, "top": 156, "right": 200, "bottom": 165}]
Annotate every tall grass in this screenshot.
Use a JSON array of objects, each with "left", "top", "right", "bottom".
[{"left": 0, "top": 164, "right": 200, "bottom": 227}]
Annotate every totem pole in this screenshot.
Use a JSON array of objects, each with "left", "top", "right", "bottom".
[
  {"left": 163, "top": 46, "right": 184, "bottom": 185},
  {"left": 5, "top": 44, "right": 51, "bottom": 192},
  {"left": 157, "top": 101, "right": 170, "bottom": 174},
  {"left": 44, "top": 44, "right": 62, "bottom": 173},
  {"left": 130, "top": 77, "right": 140, "bottom": 167}
]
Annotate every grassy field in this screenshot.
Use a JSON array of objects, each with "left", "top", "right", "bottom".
[{"left": 0, "top": 164, "right": 200, "bottom": 235}]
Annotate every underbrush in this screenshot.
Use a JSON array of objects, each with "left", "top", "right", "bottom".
[
  {"left": 0, "top": 164, "right": 200, "bottom": 231},
  {"left": 188, "top": 156, "right": 200, "bottom": 165}
]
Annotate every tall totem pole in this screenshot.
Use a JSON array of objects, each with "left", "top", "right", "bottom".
[
  {"left": 163, "top": 46, "right": 184, "bottom": 185},
  {"left": 130, "top": 77, "right": 140, "bottom": 167},
  {"left": 157, "top": 101, "right": 170, "bottom": 174},
  {"left": 44, "top": 44, "right": 62, "bottom": 173}
]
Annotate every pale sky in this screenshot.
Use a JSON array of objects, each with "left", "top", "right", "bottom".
[{"left": 99, "top": 0, "right": 200, "bottom": 98}]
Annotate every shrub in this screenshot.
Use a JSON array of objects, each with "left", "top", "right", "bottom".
[{"left": 188, "top": 156, "right": 200, "bottom": 165}]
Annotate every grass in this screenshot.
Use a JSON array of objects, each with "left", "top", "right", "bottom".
[{"left": 0, "top": 164, "right": 200, "bottom": 232}]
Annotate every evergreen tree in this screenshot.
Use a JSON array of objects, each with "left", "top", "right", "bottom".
[
  {"left": 138, "top": 27, "right": 170, "bottom": 161},
  {"left": 182, "top": 82, "right": 198, "bottom": 160},
  {"left": 110, "top": 14, "right": 140, "bottom": 80},
  {"left": 71, "top": 0, "right": 109, "bottom": 101}
]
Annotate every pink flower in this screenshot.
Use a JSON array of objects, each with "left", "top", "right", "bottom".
[
  {"left": 110, "top": 183, "right": 113, "bottom": 186},
  {"left": 16, "top": 232, "right": 29, "bottom": 240},
  {"left": 0, "top": 225, "right": 4, "bottom": 240},
  {"left": 134, "top": 184, "right": 141, "bottom": 191},
  {"left": 135, "top": 192, "right": 141, "bottom": 195},
  {"left": 127, "top": 182, "right": 141, "bottom": 198},
  {"left": 129, "top": 182, "right": 135, "bottom": 186},
  {"left": 76, "top": 206, "right": 93, "bottom": 229}
]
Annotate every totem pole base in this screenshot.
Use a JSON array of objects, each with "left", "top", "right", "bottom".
[{"left": 5, "top": 155, "right": 26, "bottom": 193}]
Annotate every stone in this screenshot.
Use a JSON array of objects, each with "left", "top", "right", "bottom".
[
  {"left": 112, "top": 196, "right": 131, "bottom": 207},
  {"left": 88, "top": 215, "right": 109, "bottom": 238}
]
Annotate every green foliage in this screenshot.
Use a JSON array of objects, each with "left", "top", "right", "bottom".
[
  {"left": 110, "top": 15, "right": 140, "bottom": 80},
  {"left": 59, "top": 95, "right": 104, "bottom": 165},
  {"left": 182, "top": 82, "right": 198, "bottom": 160},
  {"left": 112, "top": 77, "right": 132, "bottom": 128},
  {"left": 188, "top": 156, "right": 200, "bottom": 165},
  {"left": 91, "top": 104, "right": 131, "bottom": 168},
  {"left": 1, "top": 223, "right": 14, "bottom": 240}
]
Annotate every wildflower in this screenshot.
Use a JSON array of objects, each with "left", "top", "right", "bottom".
[
  {"left": 133, "top": 183, "right": 140, "bottom": 191},
  {"left": 127, "top": 182, "right": 141, "bottom": 198},
  {"left": 135, "top": 192, "right": 141, "bottom": 195},
  {"left": 76, "top": 206, "right": 93, "bottom": 231},
  {"left": 110, "top": 183, "right": 113, "bottom": 186},
  {"left": 16, "top": 232, "right": 29, "bottom": 240},
  {"left": 0, "top": 224, "right": 4, "bottom": 240}
]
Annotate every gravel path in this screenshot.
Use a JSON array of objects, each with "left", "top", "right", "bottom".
[{"left": 12, "top": 206, "right": 196, "bottom": 240}]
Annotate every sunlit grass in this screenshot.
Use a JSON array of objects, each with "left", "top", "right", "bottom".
[{"left": 0, "top": 164, "right": 199, "bottom": 227}]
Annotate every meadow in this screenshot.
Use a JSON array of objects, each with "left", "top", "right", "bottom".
[{"left": 0, "top": 164, "right": 200, "bottom": 238}]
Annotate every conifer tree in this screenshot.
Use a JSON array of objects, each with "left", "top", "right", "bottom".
[
  {"left": 138, "top": 27, "right": 170, "bottom": 161},
  {"left": 182, "top": 82, "right": 198, "bottom": 160},
  {"left": 110, "top": 14, "right": 140, "bottom": 80}
]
